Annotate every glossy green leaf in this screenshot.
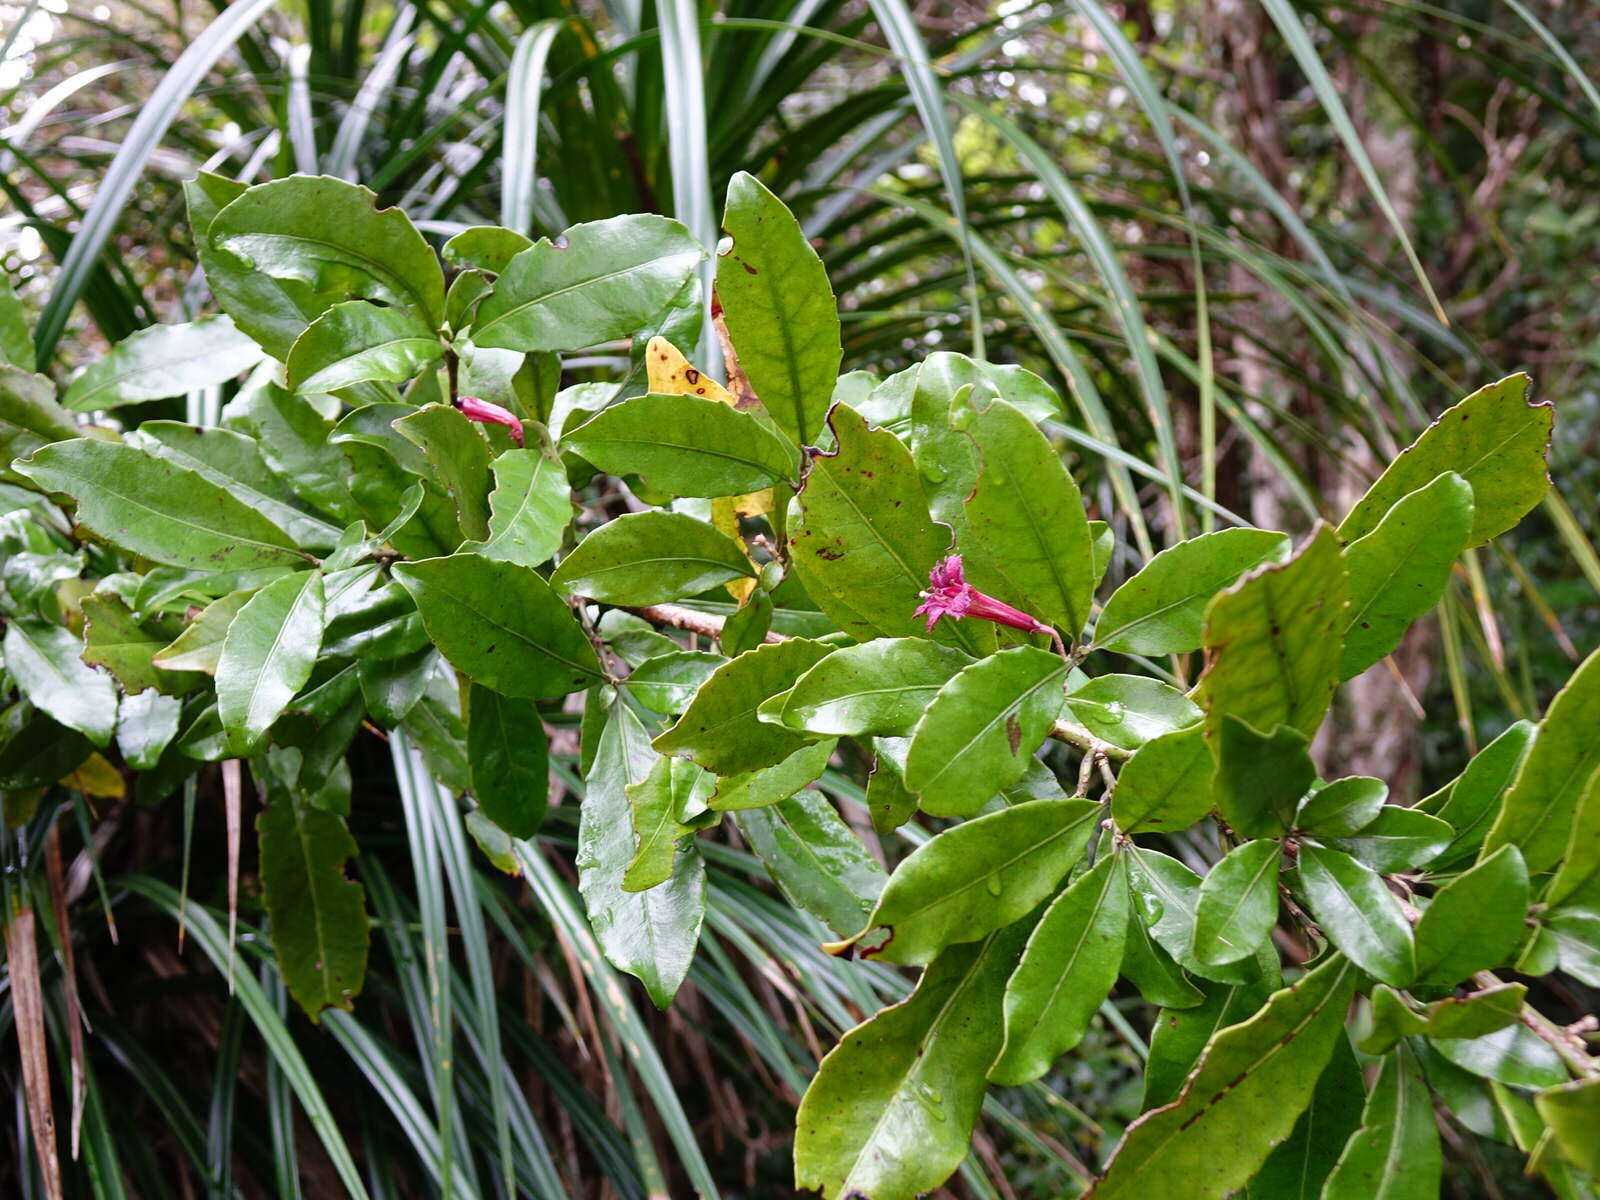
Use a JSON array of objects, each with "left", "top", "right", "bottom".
[
  {"left": 624, "top": 756, "right": 712, "bottom": 892},
  {"left": 764, "top": 637, "right": 971, "bottom": 737},
  {"left": 1413, "top": 844, "right": 1528, "bottom": 985},
  {"left": 550, "top": 511, "right": 754, "bottom": 604},
  {"left": 393, "top": 554, "right": 601, "bottom": 699},
  {"left": 1360, "top": 983, "right": 1524, "bottom": 1053},
  {"left": 736, "top": 792, "right": 885, "bottom": 937},
  {"left": 15, "top": 439, "right": 306, "bottom": 571},
  {"left": 466, "top": 683, "right": 548, "bottom": 839},
  {"left": 0, "top": 366, "right": 78, "bottom": 472},
  {"left": 1322, "top": 807, "right": 1453, "bottom": 873},
  {"left": 1483, "top": 645, "right": 1600, "bottom": 875},
  {"left": 1111, "top": 725, "right": 1213, "bottom": 834},
  {"left": 1296, "top": 776, "right": 1387, "bottom": 836},
  {"left": 152, "top": 589, "right": 253, "bottom": 674},
  {"left": 1246, "top": 1030, "right": 1365, "bottom": 1199},
  {"left": 789, "top": 403, "right": 981, "bottom": 654},
  {"left": 1193, "top": 839, "right": 1282, "bottom": 967},
  {"left": 991, "top": 852, "right": 1127, "bottom": 1085},
  {"left": 1431, "top": 1020, "right": 1567, "bottom": 1089},
  {"left": 1322, "top": 1044, "right": 1441, "bottom": 1200},
  {"left": 1547, "top": 902, "right": 1600, "bottom": 985},
  {"left": 1095, "top": 528, "right": 1289, "bottom": 655},
  {"left": 258, "top": 781, "right": 369, "bottom": 1020},
  {"left": 216, "top": 570, "right": 325, "bottom": 755},
  {"left": 794, "top": 924, "right": 1028, "bottom": 1200},
  {"left": 463, "top": 447, "right": 570, "bottom": 569},
  {"left": 1121, "top": 911, "right": 1204, "bottom": 1012},
  {"left": 330, "top": 401, "right": 431, "bottom": 477},
  {"left": 625, "top": 650, "right": 724, "bottom": 715},
  {"left": 115, "top": 688, "right": 182, "bottom": 771},
  {"left": 1419, "top": 720, "right": 1534, "bottom": 869},
  {"left": 1535, "top": 1076, "right": 1600, "bottom": 1177},
  {"left": 1294, "top": 844, "right": 1415, "bottom": 985},
  {"left": 357, "top": 647, "right": 433, "bottom": 727},
  {"left": 652, "top": 638, "right": 832, "bottom": 774},
  {"left": 211, "top": 175, "right": 445, "bottom": 325},
  {"left": 238, "top": 383, "right": 359, "bottom": 522},
  {"left": 1340, "top": 472, "right": 1473, "bottom": 679},
  {"left": 1197, "top": 525, "right": 1347, "bottom": 738},
  {"left": 442, "top": 226, "right": 533, "bottom": 275},
  {"left": 81, "top": 593, "right": 195, "bottom": 695},
  {"left": 1064, "top": 674, "right": 1200, "bottom": 750},
  {"left": 129, "top": 420, "right": 341, "bottom": 550},
  {"left": 1422, "top": 984, "right": 1526, "bottom": 1040},
  {"left": 904, "top": 645, "right": 1068, "bottom": 817},
  {"left": 3, "top": 620, "right": 117, "bottom": 746},
  {"left": 1142, "top": 975, "right": 1275, "bottom": 1107},
  {"left": 0, "top": 270, "right": 31, "bottom": 367},
  {"left": 717, "top": 172, "right": 840, "bottom": 447},
  {"left": 1338, "top": 374, "right": 1551, "bottom": 548},
  {"left": 1127, "top": 847, "right": 1256, "bottom": 985},
  {"left": 63, "top": 316, "right": 262, "bottom": 411},
  {"left": 1093, "top": 955, "right": 1357, "bottom": 1198},
  {"left": 866, "top": 739, "right": 918, "bottom": 834},
  {"left": 563, "top": 392, "right": 795, "bottom": 496},
  {"left": 285, "top": 300, "right": 441, "bottom": 394},
  {"left": 721, "top": 589, "right": 771, "bottom": 656},
  {"left": 392, "top": 403, "right": 493, "bottom": 541},
  {"left": 705, "top": 739, "right": 836, "bottom": 812},
  {"left": 472, "top": 215, "right": 702, "bottom": 352},
  {"left": 855, "top": 798, "right": 1096, "bottom": 965},
  {"left": 959, "top": 397, "right": 1094, "bottom": 634},
  {"left": 1214, "top": 717, "right": 1314, "bottom": 839},
  {"left": 576, "top": 701, "right": 704, "bottom": 1009},
  {"left": 184, "top": 172, "right": 334, "bottom": 361}
]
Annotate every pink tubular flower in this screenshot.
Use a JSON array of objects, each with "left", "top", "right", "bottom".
[
  {"left": 455, "top": 396, "right": 525, "bottom": 447},
  {"left": 913, "top": 555, "right": 1052, "bottom": 635}
]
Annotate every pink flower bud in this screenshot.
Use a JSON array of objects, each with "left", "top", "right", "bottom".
[{"left": 455, "top": 396, "right": 524, "bottom": 447}]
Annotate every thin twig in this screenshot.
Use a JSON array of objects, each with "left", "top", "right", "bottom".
[{"left": 618, "top": 602, "right": 784, "bottom": 645}]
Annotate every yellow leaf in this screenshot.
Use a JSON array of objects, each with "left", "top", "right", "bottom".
[
  {"left": 59, "top": 753, "right": 125, "bottom": 799},
  {"left": 645, "top": 335, "right": 740, "bottom": 405},
  {"left": 646, "top": 336, "right": 769, "bottom": 600}
]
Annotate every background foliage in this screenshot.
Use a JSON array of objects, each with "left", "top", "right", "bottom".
[{"left": 2, "top": 0, "right": 1598, "bottom": 1196}]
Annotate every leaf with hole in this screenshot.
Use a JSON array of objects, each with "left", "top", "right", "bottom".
[{"left": 1339, "top": 373, "right": 1550, "bottom": 548}]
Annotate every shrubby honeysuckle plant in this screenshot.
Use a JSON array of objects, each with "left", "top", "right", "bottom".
[{"left": 1, "top": 169, "right": 1597, "bottom": 1199}]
